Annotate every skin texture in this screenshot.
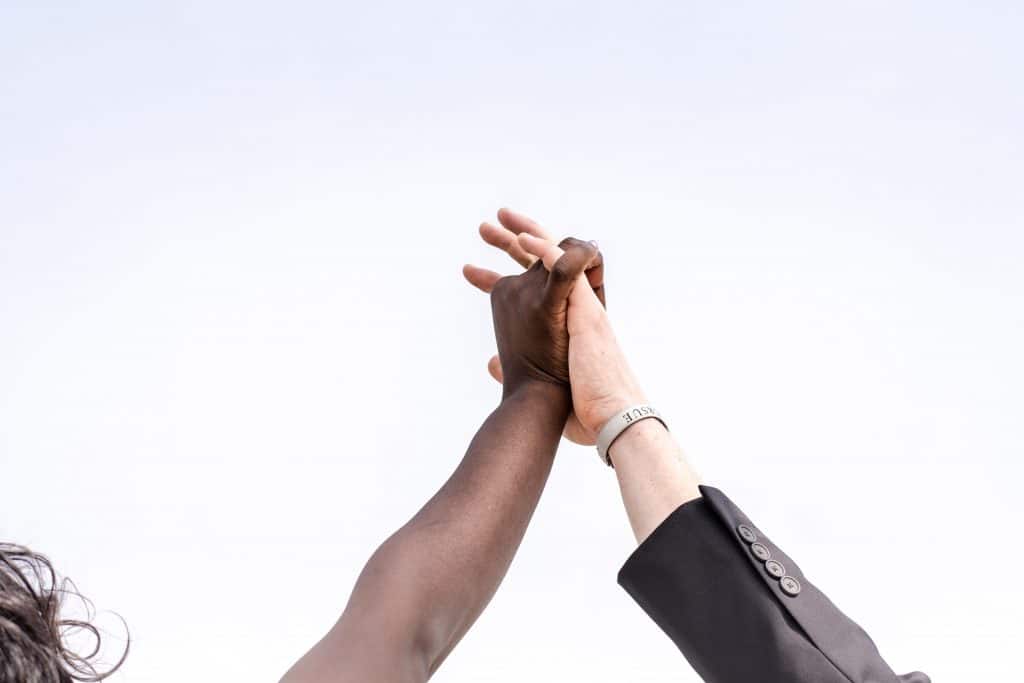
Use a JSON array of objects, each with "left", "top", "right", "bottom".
[
  {"left": 607, "top": 418, "right": 701, "bottom": 542},
  {"left": 494, "top": 217, "right": 703, "bottom": 542},
  {"left": 279, "top": 224, "right": 601, "bottom": 683},
  {"left": 464, "top": 208, "right": 605, "bottom": 444}
]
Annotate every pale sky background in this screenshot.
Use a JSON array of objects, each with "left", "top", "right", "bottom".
[{"left": 2, "top": 2, "right": 1022, "bottom": 681}]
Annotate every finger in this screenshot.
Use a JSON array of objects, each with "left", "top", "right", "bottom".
[
  {"left": 496, "top": 208, "right": 555, "bottom": 241},
  {"left": 518, "top": 234, "right": 604, "bottom": 300},
  {"left": 479, "top": 222, "right": 536, "bottom": 268},
  {"left": 462, "top": 264, "right": 503, "bottom": 293},
  {"left": 542, "top": 241, "right": 600, "bottom": 310},
  {"left": 516, "top": 232, "right": 565, "bottom": 270},
  {"left": 558, "top": 237, "right": 605, "bottom": 308},
  {"left": 487, "top": 354, "right": 503, "bottom": 383}
]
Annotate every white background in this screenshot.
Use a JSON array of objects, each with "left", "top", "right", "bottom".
[{"left": 2, "top": 2, "right": 1022, "bottom": 681}]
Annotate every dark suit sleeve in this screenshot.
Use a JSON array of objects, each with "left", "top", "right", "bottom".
[{"left": 617, "top": 485, "right": 929, "bottom": 683}]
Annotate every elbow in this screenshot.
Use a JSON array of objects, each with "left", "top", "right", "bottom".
[
  {"left": 408, "top": 596, "right": 473, "bottom": 676},
  {"left": 357, "top": 536, "right": 470, "bottom": 676}
]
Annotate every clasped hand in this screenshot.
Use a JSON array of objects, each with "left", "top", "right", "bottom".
[{"left": 463, "top": 208, "right": 647, "bottom": 445}]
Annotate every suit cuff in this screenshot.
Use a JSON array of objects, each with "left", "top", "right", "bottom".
[{"left": 616, "top": 485, "right": 918, "bottom": 683}]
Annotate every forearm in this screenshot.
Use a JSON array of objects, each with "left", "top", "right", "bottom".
[
  {"left": 282, "top": 381, "right": 570, "bottom": 682},
  {"left": 609, "top": 418, "right": 701, "bottom": 543},
  {"left": 383, "top": 380, "right": 570, "bottom": 669}
]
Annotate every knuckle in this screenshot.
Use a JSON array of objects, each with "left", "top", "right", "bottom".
[
  {"left": 550, "top": 260, "right": 574, "bottom": 281},
  {"left": 490, "top": 275, "right": 514, "bottom": 297},
  {"left": 558, "top": 236, "right": 598, "bottom": 261}
]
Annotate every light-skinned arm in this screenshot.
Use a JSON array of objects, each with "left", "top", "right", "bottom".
[
  {"left": 513, "top": 226, "right": 929, "bottom": 683},
  {"left": 480, "top": 221, "right": 702, "bottom": 542}
]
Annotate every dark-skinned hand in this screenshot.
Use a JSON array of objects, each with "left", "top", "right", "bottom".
[
  {"left": 488, "top": 237, "right": 601, "bottom": 397},
  {"left": 462, "top": 208, "right": 598, "bottom": 444}
]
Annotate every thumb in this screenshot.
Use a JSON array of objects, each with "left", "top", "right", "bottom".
[{"left": 542, "top": 241, "right": 600, "bottom": 311}]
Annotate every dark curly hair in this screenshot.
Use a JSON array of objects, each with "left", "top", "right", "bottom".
[{"left": 0, "top": 544, "right": 128, "bottom": 682}]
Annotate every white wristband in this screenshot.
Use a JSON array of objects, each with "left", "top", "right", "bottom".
[{"left": 595, "top": 405, "right": 668, "bottom": 467}]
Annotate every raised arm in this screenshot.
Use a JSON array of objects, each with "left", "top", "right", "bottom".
[
  {"left": 280, "top": 236, "right": 601, "bottom": 683},
  {"left": 513, "top": 232, "right": 702, "bottom": 539},
  {"left": 516, "top": 231, "right": 930, "bottom": 683}
]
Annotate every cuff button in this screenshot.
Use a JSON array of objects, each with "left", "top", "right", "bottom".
[
  {"left": 765, "top": 560, "right": 786, "bottom": 579},
  {"left": 780, "top": 576, "right": 802, "bottom": 596},
  {"left": 750, "top": 542, "right": 771, "bottom": 562},
  {"left": 737, "top": 525, "right": 757, "bottom": 543}
]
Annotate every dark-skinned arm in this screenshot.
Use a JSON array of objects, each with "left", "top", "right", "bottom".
[{"left": 279, "top": 238, "right": 602, "bottom": 683}]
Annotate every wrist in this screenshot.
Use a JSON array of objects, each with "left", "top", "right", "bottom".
[
  {"left": 607, "top": 416, "right": 667, "bottom": 463},
  {"left": 502, "top": 379, "right": 572, "bottom": 414},
  {"left": 571, "top": 325, "right": 648, "bottom": 433},
  {"left": 586, "top": 387, "right": 648, "bottom": 434}
]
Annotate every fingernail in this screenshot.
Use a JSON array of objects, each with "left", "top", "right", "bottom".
[{"left": 588, "top": 240, "right": 599, "bottom": 249}]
